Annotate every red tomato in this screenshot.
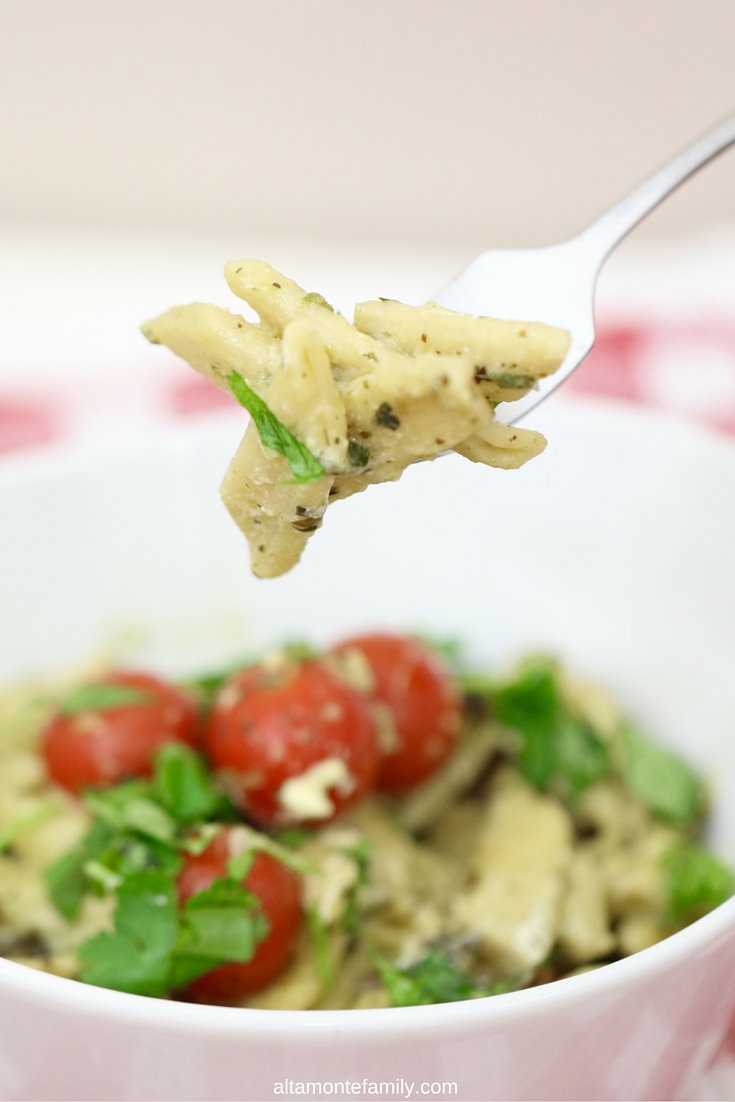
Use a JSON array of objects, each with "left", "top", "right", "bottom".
[
  {"left": 333, "top": 634, "right": 462, "bottom": 793},
  {"left": 205, "top": 660, "right": 379, "bottom": 827},
  {"left": 42, "top": 671, "right": 199, "bottom": 793},
  {"left": 178, "top": 829, "right": 302, "bottom": 1003}
]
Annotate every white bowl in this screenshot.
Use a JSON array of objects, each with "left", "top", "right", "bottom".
[{"left": 1, "top": 395, "right": 735, "bottom": 1101}]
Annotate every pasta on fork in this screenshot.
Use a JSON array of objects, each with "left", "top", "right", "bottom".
[{"left": 143, "top": 262, "right": 570, "bottom": 577}]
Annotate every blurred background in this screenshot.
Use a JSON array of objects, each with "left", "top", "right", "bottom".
[{"left": 1, "top": 0, "right": 735, "bottom": 447}]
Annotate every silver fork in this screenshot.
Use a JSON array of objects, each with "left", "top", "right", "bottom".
[{"left": 435, "top": 111, "right": 735, "bottom": 425}]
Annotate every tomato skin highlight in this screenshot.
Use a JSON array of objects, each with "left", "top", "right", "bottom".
[
  {"left": 42, "top": 672, "right": 199, "bottom": 794},
  {"left": 334, "top": 634, "right": 462, "bottom": 793},
  {"left": 205, "top": 661, "right": 379, "bottom": 828},
  {"left": 178, "top": 830, "right": 303, "bottom": 1003}
]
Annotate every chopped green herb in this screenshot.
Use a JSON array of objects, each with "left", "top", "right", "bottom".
[
  {"left": 375, "top": 402, "right": 400, "bottom": 430},
  {"left": 180, "top": 822, "right": 223, "bottom": 856},
  {"left": 46, "top": 818, "right": 117, "bottom": 920},
  {"left": 372, "top": 950, "right": 510, "bottom": 1007},
  {"left": 84, "top": 784, "right": 177, "bottom": 844},
  {"left": 225, "top": 851, "right": 255, "bottom": 883},
  {"left": 619, "top": 722, "right": 704, "bottom": 826},
  {"left": 83, "top": 859, "right": 123, "bottom": 893},
  {"left": 181, "top": 670, "right": 231, "bottom": 711},
  {"left": 554, "top": 715, "right": 610, "bottom": 800},
  {"left": 280, "top": 641, "right": 318, "bottom": 663},
  {"left": 307, "top": 905, "right": 333, "bottom": 987},
  {"left": 60, "top": 683, "right": 153, "bottom": 716},
  {"left": 347, "top": 439, "right": 369, "bottom": 467},
  {"left": 662, "top": 842, "right": 734, "bottom": 923},
  {"left": 274, "top": 829, "right": 312, "bottom": 850},
  {"left": 484, "top": 372, "right": 536, "bottom": 389},
  {"left": 493, "top": 660, "right": 609, "bottom": 799},
  {"left": 0, "top": 797, "right": 63, "bottom": 852},
  {"left": 228, "top": 371, "right": 325, "bottom": 484},
  {"left": 372, "top": 952, "right": 428, "bottom": 1006},
  {"left": 340, "top": 838, "right": 372, "bottom": 936},
  {"left": 302, "top": 291, "right": 334, "bottom": 312},
  {"left": 78, "top": 870, "right": 179, "bottom": 997},
  {"left": 416, "top": 636, "right": 463, "bottom": 669},
  {"left": 170, "top": 876, "right": 268, "bottom": 990},
  {"left": 457, "top": 670, "right": 498, "bottom": 697},
  {"left": 152, "top": 743, "right": 223, "bottom": 826}
]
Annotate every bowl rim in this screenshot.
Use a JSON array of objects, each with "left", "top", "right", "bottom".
[{"left": 1, "top": 894, "right": 734, "bottom": 1036}]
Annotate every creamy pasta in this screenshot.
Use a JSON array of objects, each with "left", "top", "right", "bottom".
[{"left": 142, "top": 263, "right": 570, "bottom": 577}]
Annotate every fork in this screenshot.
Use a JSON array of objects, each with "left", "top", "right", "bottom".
[{"left": 435, "top": 111, "right": 735, "bottom": 425}]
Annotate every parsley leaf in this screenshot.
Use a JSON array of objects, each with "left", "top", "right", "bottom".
[
  {"left": 493, "top": 660, "right": 609, "bottom": 799},
  {"left": 341, "top": 838, "right": 372, "bottom": 936},
  {"left": 78, "top": 870, "right": 179, "bottom": 997},
  {"left": 60, "top": 683, "right": 153, "bottom": 715},
  {"left": 152, "top": 743, "right": 223, "bottom": 826},
  {"left": 619, "top": 722, "right": 704, "bottom": 826},
  {"left": 493, "top": 662, "right": 559, "bottom": 788},
  {"left": 554, "top": 715, "right": 611, "bottom": 801},
  {"left": 307, "top": 905, "right": 333, "bottom": 986},
  {"left": 662, "top": 842, "right": 734, "bottom": 923},
  {"left": 84, "top": 783, "right": 177, "bottom": 844},
  {"left": 228, "top": 371, "right": 325, "bottom": 484},
  {"left": 0, "top": 797, "right": 63, "bottom": 852},
  {"left": 274, "top": 829, "right": 312, "bottom": 850},
  {"left": 46, "top": 818, "right": 117, "bottom": 920},
  {"left": 373, "top": 950, "right": 513, "bottom": 1007},
  {"left": 170, "top": 876, "right": 268, "bottom": 990},
  {"left": 416, "top": 636, "right": 463, "bottom": 669}
]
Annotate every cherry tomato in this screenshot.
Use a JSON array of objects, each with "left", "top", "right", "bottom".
[
  {"left": 333, "top": 633, "right": 462, "bottom": 793},
  {"left": 205, "top": 660, "right": 379, "bottom": 827},
  {"left": 42, "top": 671, "right": 199, "bottom": 793},
  {"left": 178, "top": 828, "right": 302, "bottom": 1003}
]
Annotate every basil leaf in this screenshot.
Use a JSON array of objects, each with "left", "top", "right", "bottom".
[
  {"left": 619, "top": 723, "right": 704, "bottom": 825},
  {"left": 60, "top": 684, "right": 153, "bottom": 716},
  {"left": 152, "top": 743, "right": 222, "bottom": 826},
  {"left": 78, "top": 870, "right": 179, "bottom": 997},
  {"left": 662, "top": 842, "right": 734, "bottom": 923},
  {"left": 228, "top": 371, "right": 325, "bottom": 484}
]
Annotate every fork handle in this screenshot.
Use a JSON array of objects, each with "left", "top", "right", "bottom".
[{"left": 578, "top": 110, "right": 735, "bottom": 261}]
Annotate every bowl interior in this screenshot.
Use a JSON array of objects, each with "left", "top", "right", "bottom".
[{"left": 2, "top": 395, "right": 735, "bottom": 856}]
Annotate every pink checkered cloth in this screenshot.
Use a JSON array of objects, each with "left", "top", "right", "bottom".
[{"left": 1, "top": 317, "right": 735, "bottom": 1100}]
